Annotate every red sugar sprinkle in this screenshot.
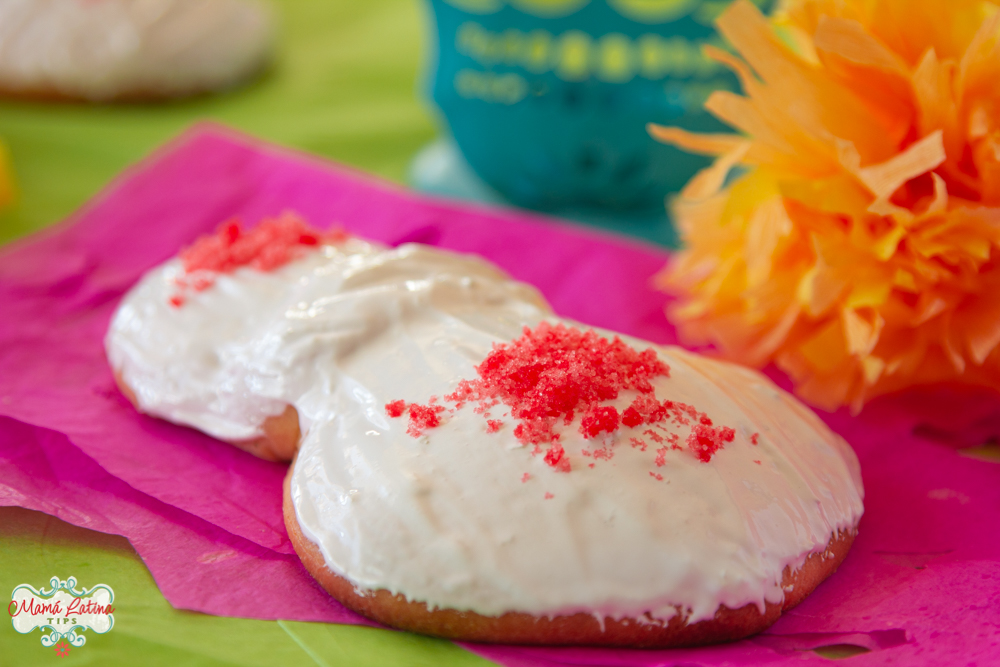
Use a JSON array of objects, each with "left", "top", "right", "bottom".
[
  {"left": 543, "top": 444, "right": 571, "bottom": 472},
  {"left": 385, "top": 400, "right": 407, "bottom": 418},
  {"left": 621, "top": 407, "right": 643, "bottom": 428},
  {"left": 589, "top": 463, "right": 595, "bottom": 468},
  {"left": 592, "top": 447, "right": 614, "bottom": 461},
  {"left": 474, "top": 399, "right": 499, "bottom": 415},
  {"left": 544, "top": 492, "right": 554, "bottom": 499},
  {"left": 388, "top": 323, "right": 740, "bottom": 468},
  {"left": 514, "top": 420, "right": 559, "bottom": 446},
  {"left": 649, "top": 472, "right": 664, "bottom": 481},
  {"left": 168, "top": 295, "right": 185, "bottom": 308},
  {"left": 666, "top": 432, "right": 681, "bottom": 450},
  {"left": 169, "top": 213, "right": 346, "bottom": 306},
  {"left": 444, "top": 322, "right": 669, "bottom": 445},
  {"left": 663, "top": 401, "right": 699, "bottom": 426},
  {"left": 581, "top": 406, "right": 619, "bottom": 439},
  {"left": 190, "top": 274, "right": 213, "bottom": 291},
  {"left": 751, "top": 433, "right": 760, "bottom": 445},
  {"left": 182, "top": 214, "right": 336, "bottom": 274},
  {"left": 406, "top": 403, "right": 445, "bottom": 437},
  {"left": 521, "top": 473, "right": 531, "bottom": 483},
  {"left": 686, "top": 424, "right": 736, "bottom": 463},
  {"left": 654, "top": 446, "right": 669, "bottom": 467},
  {"left": 754, "top": 460, "right": 762, "bottom": 465},
  {"left": 626, "top": 394, "right": 668, "bottom": 425}
]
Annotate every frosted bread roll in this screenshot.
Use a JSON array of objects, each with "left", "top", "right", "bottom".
[
  {"left": 106, "top": 215, "right": 864, "bottom": 646},
  {"left": 0, "top": 0, "right": 273, "bottom": 101},
  {"left": 105, "top": 215, "right": 549, "bottom": 460}
]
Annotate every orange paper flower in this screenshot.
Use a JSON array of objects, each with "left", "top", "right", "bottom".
[{"left": 650, "top": 0, "right": 1000, "bottom": 412}]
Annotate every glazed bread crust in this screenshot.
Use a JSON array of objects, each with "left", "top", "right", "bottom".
[{"left": 283, "top": 466, "right": 856, "bottom": 648}]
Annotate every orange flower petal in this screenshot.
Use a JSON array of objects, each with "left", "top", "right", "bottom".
[
  {"left": 645, "top": 125, "right": 746, "bottom": 156},
  {"left": 654, "top": 0, "right": 1000, "bottom": 410},
  {"left": 813, "top": 16, "right": 909, "bottom": 75},
  {"left": 856, "top": 131, "right": 946, "bottom": 199},
  {"left": 799, "top": 318, "right": 849, "bottom": 373}
]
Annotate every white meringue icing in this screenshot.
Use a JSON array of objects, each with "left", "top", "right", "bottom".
[{"left": 0, "top": 0, "right": 272, "bottom": 100}]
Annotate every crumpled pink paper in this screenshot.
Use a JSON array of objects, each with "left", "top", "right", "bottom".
[{"left": 1, "top": 124, "right": 998, "bottom": 667}]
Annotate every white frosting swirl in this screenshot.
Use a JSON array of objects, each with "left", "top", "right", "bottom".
[
  {"left": 0, "top": 0, "right": 272, "bottom": 100},
  {"left": 106, "top": 240, "right": 864, "bottom": 623}
]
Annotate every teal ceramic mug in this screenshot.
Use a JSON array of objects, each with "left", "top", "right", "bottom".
[{"left": 423, "top": 0, "right": 771, "bottom": 214}]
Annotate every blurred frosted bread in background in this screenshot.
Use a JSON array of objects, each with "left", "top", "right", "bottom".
[{"left": 0, "top": 0, "right": 274, "bottom": 101}]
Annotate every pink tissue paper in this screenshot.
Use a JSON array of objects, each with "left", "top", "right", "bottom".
[{"left": 1, "top": 125, "right": 999, "bottom": 667}]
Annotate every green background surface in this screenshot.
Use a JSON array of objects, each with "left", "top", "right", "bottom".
[
  {"left": 0, "top": 0, "right": 438, "bottom": 246},
  {"left": 0, "top": 1, "right": 496, "bottom": 664}
]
